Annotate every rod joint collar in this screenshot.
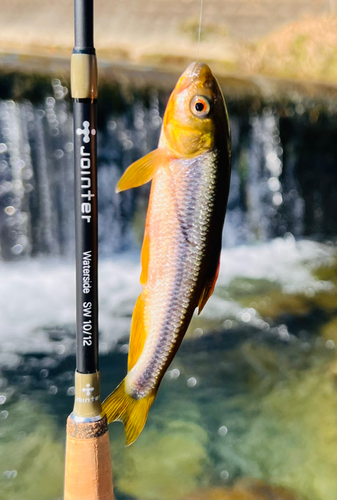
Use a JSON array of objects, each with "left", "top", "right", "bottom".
[
  {"left": 73, "top": 371, "right": 102, "bottom": 418},
  {"left": 71, "top": 53, "right": 98, "bottom": 99}
]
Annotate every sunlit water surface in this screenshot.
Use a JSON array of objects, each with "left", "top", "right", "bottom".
[{"left": 1, "top": 238, "right": 337, "bottom": 500}]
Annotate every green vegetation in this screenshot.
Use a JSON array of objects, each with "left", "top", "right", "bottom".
[{"left": 0, "top": 71, "right": 55, "bottom": 104}]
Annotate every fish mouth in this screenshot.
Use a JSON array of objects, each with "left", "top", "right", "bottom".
[
  {"left": 176, "top": 61, "right": 214, "bottom": 92},
  {"left": 186, "top": 61, "right": 210, "bottom": 78}
]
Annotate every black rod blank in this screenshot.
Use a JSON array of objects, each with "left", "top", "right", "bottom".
[
  {"left": 72, "top": 0, "right": 98, "bottom": 373},
  {"left": 74, "top": 0, "right": 94, "bottom": 52}
]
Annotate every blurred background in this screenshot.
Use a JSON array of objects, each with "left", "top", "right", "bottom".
[{"left": 1, "top": 1, "right": 337, "bottom": 499}]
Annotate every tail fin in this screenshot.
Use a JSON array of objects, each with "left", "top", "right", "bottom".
[{"left": 102, "top": 379, "right": 155, "bottom": 446}]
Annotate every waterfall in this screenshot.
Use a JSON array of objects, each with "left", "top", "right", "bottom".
[
  {"left": 247, "top": 107, "right": 284, "bottom": 241},
  {"left": 0, "top": 100, "right": 32, "bottom": 259},
  {"left": 0, "top": 74, "right": 335, "bottom": 261}
]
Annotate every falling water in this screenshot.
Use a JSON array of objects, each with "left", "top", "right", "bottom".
[
  {"left": 0, "top": 74, "right": 336, "bottom": 260},
  {"left": 223, "top": 109, "right": 287, "bottom": 245}
]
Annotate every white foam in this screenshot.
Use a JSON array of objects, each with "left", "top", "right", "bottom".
[
  {"left": 0, "top": 254, "right": 141, "bottom": 359},
  {"left": 0, "top": 238, "right": 335, "bottom": 364},
  {"left": 218, "top": 235, "right": 335, "bottom": 293}
]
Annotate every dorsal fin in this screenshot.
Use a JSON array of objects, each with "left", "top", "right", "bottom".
[{"left": 116, "top": 148, "right": 168, "bottom": 193}]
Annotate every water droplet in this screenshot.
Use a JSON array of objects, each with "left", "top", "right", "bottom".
[
  {"left": 0, "top": 395, "right": 6, "bottom": 404},
  {"left": 22, "top": 168, "right": 33, "bottom": 180},
  {"left": 220, "top": 470, "right": 229, "bottom": 480},
  {"left": 4, "top": 206, "right": 15, "bottom": 216},
  {"left": 11, "top": 244, "right": 23, "bottom": 255},
  {"left": 223, "top": 319, "right": 232, "bottom": 329},
  {"left": 268, "top": 176, "right": 281, "bottom": 192},
  {"left": 40, "top": 369, "right": 49, "bottom": 378},
  {"left": 49, "top": 385, "right": 58, "bottom": 395},
  {"left": 57, "top": 344, "right": 65, "bottom": 354},
  {"left": 0, "top": 410, "right": 9, "bottom": 419},
  {"left": 65, "top": 142, "right": 73, "bottom": 153},
  {"left": 67, "top": 386, "right": 75, "bottom": 396},
  {"left": 272, "top": 192, "right": 283, "bottom": 206},
  {"left": 218, "top": 425, "right": 228, "bottom": 436},
  {"left": 108, "top": 121, "right": 117, "bottom": 132},
  {"left": 54, "top": 149, "right": 64, "bottom": 159},
  {"left": 187, "top": 377, "right": 197, "bottom": 388},
  {"left": 193, "top": 328, "right": 203, "bottom": 338},
  {"left": 241, "top": 312, "right": 251, "bottom": 323},
  {"left": 17, "top": 234, "right": 28, "bottom": 246},
  {"left": 279, "top": 325, "right": 290, "bottom": 341},
  {"left": 0, "top": 143, "right": 7, "bottom": 153},
  {"left": 55, "top": 90, "right": 64, "bottom": 100},
  {"left": 3, "top": 470, "right": 17, "bottom": 479},
  {"left": 326, "top": 340, "right": 335, "bottom": 350},
  {"left": 296, "top": 103, "right": 305, "bottom": 115}
]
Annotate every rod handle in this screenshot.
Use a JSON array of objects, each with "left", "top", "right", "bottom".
[{"left": 64, "top": 415, "right": 114, "bottom": 500}]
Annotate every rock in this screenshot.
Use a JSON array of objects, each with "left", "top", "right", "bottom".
[
  {"left": 321, "top": 316, "right": 337, "bottom": 344},
  {"left": 183, "top": 478, "right": 297, "bottom": 500}
]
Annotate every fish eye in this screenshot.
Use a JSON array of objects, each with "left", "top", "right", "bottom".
[{"left": 190, "top": 96, "right": 211, "bottom": 117}]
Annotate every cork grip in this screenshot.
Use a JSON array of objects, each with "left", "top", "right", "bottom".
[{"left": 64, "top": 415, "right": 114, "bottom": 500}]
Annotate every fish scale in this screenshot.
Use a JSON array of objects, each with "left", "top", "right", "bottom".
[{"left": 128, "top": 152, "right": 217, "bottom": 397}]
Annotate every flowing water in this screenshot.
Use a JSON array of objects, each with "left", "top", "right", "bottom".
[{"left": 1, "top": 68, "right": 337, "bottom": 500}]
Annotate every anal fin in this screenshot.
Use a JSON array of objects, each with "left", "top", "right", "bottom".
[
  {"left": 128, "top": 293, "right": 147, "bottom": 372},
  {"left": 140, "top": 227, "right": 150, "bottom": 285},
  {"left": 198, "top": 257, "right": 220, "bottom": 314}
]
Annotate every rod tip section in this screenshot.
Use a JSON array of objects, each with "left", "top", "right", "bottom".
[{"left": 64, "top": 415, "right": 114, "bottom": 500}]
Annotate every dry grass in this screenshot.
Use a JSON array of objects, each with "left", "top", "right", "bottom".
[
  {"left": 1, "top": 1, "right": 337, "bottom": 85},
  {"left": 238, "top": 14, "right": 337, "bottom": 82}
]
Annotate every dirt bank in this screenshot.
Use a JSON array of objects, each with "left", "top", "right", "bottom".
[{"left": 0, "top": 0, "right": 335, "bottom": 82}]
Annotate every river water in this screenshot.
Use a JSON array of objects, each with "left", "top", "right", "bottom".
[{"left": 0, "top": 68, "right": 337, "bottom": 500}]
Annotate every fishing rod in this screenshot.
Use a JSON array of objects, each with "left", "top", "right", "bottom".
[{"left": 64, "top": 1, "right": 113, "bottom": 498}]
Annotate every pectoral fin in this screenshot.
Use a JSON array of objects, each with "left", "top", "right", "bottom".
[
  {"left": 116, "top": 148, "right": 168, "bottom": 193},
  {"left": 198, "top": 257, "right": 220, "bottom": 314}
]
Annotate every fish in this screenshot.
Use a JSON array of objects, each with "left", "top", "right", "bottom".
[{"left": 102, "top": 61, "right": 231, "bottom": 445}]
